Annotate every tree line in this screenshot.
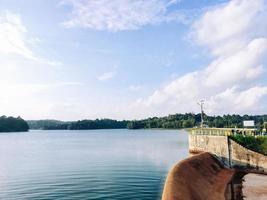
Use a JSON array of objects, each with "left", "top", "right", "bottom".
[
  {"left": 0, "top": 116, "right": 29, "bottom": 132},
  {"left": 27, "top": 119, "right": 128, "bottom": 130},
  {"left": 127, "top": 113, "right": 267, "bottom": 129},
  {"left": 27, "top": 113, "right": 267, "bottom": 130},
  {"left": 2, "top": 114, "right": 266, "bottom": 132}
]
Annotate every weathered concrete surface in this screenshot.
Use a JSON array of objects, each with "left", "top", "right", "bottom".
[
  {"left": 189, "top": 135, "right": 230, "bottom": 167},
  {"left": 162, "top": 152, "right": 235, "bottom": 200},
  {"left": 243, "top": 174, "right": 267, "bottom": 199},
  {"left": 189, "top": 134, "right": 267, "bottom": 174},
  {"left": 230, "top": 140, "right": 267, "bottom": 174}
]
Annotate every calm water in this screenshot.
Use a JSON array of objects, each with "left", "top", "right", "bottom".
[{"left": 0, "top": 129, "right": 188, "bottom": 200}]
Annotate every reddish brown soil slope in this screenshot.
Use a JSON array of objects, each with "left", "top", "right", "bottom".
[{"left": 162, "top": 152, "right": 235, "bottom": 200}]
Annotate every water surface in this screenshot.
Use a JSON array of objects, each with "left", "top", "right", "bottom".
[{"left": 0, "top": 129, "right": 188, "bottom": 200}]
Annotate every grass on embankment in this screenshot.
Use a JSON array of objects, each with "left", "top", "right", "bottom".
[{"left": 230, "top": 134, "right": 267, "bottom": 155}]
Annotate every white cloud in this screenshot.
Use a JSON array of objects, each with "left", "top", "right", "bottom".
[
  {"left": 0, "top": 10, "right": 67, "bottom": 118},
  {"left": 132, "top": 0, "right": 267, "bottom": 117},
  {"left": 97, "top": 71, "right": 117, "bottom": 81},
  {"left": 203, "top": 38, "right": 267, "bottom": 88},
  {"left": 0, "top": 11, "right": 61, "bottom": 65},
  {"left": 61, "top": 0, "right": 183, "bottom": 31},
  {"left": 192, "top": 0, "right": 267, "bottom": 56},
  {"left": 0, "top": 11, "right": 35, "bottom": 60},
  {"left": 207, "top": 86, "right": 267, "bottom": 114},
  {"left": 129, "top": 85, "right": 142, "bottom": 91}
]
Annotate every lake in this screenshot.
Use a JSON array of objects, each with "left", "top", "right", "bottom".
[{"left": 0, "top": 129, "right": 188, "bottom": 200}]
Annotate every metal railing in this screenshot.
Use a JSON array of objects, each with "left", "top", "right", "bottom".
[{"left": 189, "top": 127, "right": 257, "bottom": 136}]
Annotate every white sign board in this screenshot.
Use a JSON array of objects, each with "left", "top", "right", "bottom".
[{"left": 243, "top": 120, "right": 255, "bottom": 127}]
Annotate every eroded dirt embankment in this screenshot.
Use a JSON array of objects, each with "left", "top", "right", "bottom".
[{"left": 162, "top": 152, "right": 235, "bottom": 200}]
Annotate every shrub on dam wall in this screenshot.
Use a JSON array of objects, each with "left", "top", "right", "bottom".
[{"left": 230, "top": 135, "right": 267, "bottom": 155}]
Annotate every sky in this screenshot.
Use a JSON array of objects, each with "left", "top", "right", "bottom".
[{"left": 0, "top": 0, "right": 267, "bottom": 120}]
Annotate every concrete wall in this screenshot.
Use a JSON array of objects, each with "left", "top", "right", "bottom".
[
  {"left": 230, "top": 139, "right": 267, "bottom": 174},
  {"left": 189, "top": 134, "right": 267, "bottom": 174},
  {"left": 189, "top": 134, "right": 230, "bottom": 167}
]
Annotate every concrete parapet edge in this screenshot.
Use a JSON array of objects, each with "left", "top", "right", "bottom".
[{"left": 189, "top": 134, "right": 267, "bottom": 174}]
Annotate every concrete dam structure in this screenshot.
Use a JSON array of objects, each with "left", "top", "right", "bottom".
[
  {"left": 162, "top": 128, "right": 267, "bottom": 200},
  {"left": 189, "top": 128, "right": 267, "bottom": 174}
]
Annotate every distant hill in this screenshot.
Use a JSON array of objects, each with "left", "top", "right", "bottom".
[
  {"left": 27, "top": 120, "right": 68, "bottom": 130},
  {"left": 27, "top": 114, "right": 267, "bottom": 130},
  {"left": 0, "top": 116, "right": 29, "bottom": 132}
]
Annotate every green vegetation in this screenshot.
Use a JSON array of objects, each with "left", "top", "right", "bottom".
[
  {"left": 27, "top": 120, "right": 69, "bottom": 130},
  {"left": 0, "top": 116, "right": 29, "bottom": 132},
  {"left": 230, "top": 134, "right": 267, "bottom": 155},
  {"left": 28, "top": 119, "right": 128, "bottom": 130},
  {"left": 68, "top": 119, "right": 128, "bottom": 130},
  {"left": 27, "top": 113, "right": 267, "bottom": 130},
  {"left": 126, "top": 113, "right": 267, "bottom": 129}
]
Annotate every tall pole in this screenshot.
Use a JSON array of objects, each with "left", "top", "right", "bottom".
[{"left": 198, "top": 100, "right": 205, "bottom": 127}]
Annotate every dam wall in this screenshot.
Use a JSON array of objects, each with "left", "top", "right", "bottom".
[
  {"left": 189, "top": 134, "right": 267, "bottom": 174},
  {"left": 189, "top": 134, "right": 230, "bottom": 167},
  {"left": 230, "top": 139, "right": 267, "bottom": 173}
]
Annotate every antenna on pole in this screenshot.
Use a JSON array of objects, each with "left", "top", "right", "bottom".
[{"left": 197, "top": 100, "right": 205, "bottom": 127}]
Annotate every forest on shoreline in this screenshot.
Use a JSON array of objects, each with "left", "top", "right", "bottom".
[
  {"left": 0, "top": 116, "right": 29, "bottom": 132},
  {"left": 27, "top": 113, "right": 267, "bottom": 130},
  {"left": 1, "top": 113, "right": 266, "bottom": 132}
]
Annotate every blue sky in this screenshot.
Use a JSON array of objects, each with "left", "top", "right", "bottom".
[{"left": 0, "top": 0, "right": 266, "bottom": 120}]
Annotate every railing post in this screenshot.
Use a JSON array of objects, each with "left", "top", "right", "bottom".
[{"left": 227, "top": 136, "right": 232, "bottom": 168}]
